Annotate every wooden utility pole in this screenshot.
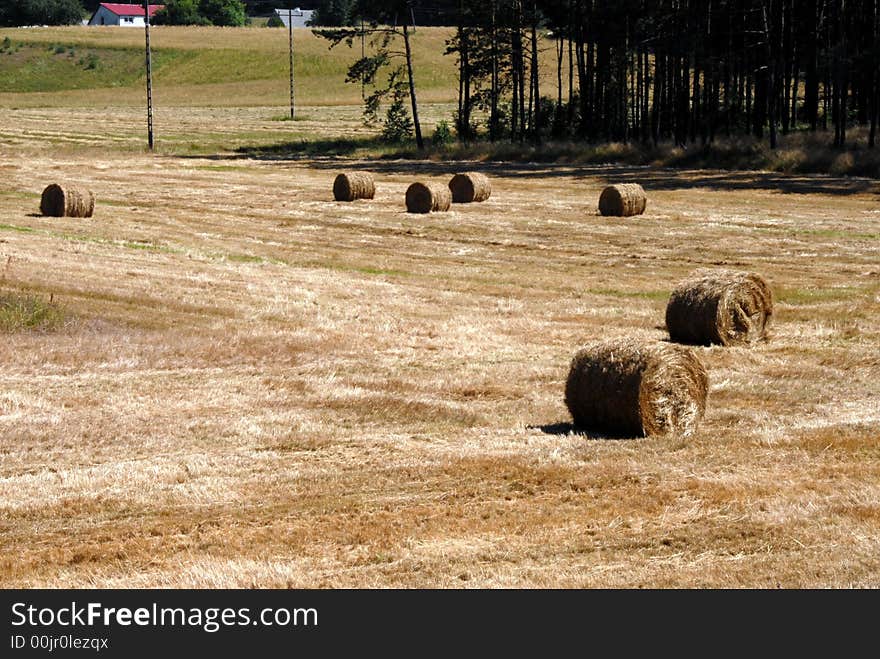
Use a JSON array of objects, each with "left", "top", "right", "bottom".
[
  {"left": 361, "top": 18, "right": 366, "bottom": 100},
  {"left": 144, "top": 0, "right": 154, "bottom": 150},
  {"left": 288, "top": 9, "right": 295, "bottom": 120}
]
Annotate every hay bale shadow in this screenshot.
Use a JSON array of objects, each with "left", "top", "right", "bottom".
[{"left": 528, "top": 422, "right": 637, "bottom": 441}]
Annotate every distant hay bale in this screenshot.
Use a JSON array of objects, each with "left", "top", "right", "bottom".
[
  {"left": 564, "top": 338, "right": 708, "bottom": 438},
  {"left": 598, "top": 183, "right": 647, "bottom": 216},
  {"left": 449, "top": 172, "right": 491, "bottom": 203},
  {"left": 40, "top": 184, "right": 95, "bottom": 218},
  {"left": 405, "top": 182, "right": 451, "bottom": 213},
  {"left": 333, "top": 172, "right": 375, "bottom": 201},
  {"left": 665, "top": 269, "right": 773, "bottom": 346}
]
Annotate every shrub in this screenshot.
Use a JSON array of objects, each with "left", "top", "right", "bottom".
[
  {"left": 199, "top": 0, "right": 246, "bottom": 26},
  {"left": 0, "top": 0, "right": 84, "bottom": 27},
  {"left": 830, "top": 152, "right": 855, "bottom": 176},
  {"left": 431, "top": 120, "right": 454, "bottom": 147},
  {"left": 153, "top": 0, "right": 205, "bottom": 25},
  {"left": 381, "top": 86, "right": 413, "bottom": 143},
  {"left": 153, "top": 0, "right": 246, "bottom": 26},
  {"left": 0, "top": 293, "right": 67, "bottom": 333}
]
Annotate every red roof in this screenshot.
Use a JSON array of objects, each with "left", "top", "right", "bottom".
[{"left": 99, "top": 3, "right": 165, "bottom": 17}]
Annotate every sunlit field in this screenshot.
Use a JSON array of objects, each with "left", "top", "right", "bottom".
[
  {"left": 1, "top": 26, "right": 878, "bottom": 588},
  {"left": 0, "top": 26, "right": 459, "bottom": 107}
]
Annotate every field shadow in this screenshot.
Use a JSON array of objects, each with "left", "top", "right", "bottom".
[
  {"left": 241, "top": 156, "right": 877, "bottom": 198},
  {"left": 199, "top": 136, "right": 880, "bottom": 197},
  {"left": 564, "top": 165, "right": 879, "bottom": 196},
  {"left": 232, "top": 137, "right": 403, "bottom": 160},
  {"left": 529, "top": 422, "right": 637, "bottom": 441}
]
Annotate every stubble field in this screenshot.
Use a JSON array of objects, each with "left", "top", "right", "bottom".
[{"left": 1, "top": 97, "right": 879, "bottom": 586}]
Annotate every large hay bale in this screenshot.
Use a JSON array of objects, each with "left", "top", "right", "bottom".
[
  {"left": 405, "top": 182, "right": 452, "bottom": 213},
  {"left": 40, "top": 184, "right": 95, "bottom": 218},
  {"left": 665, "top": 269, "right": 773, "bottom": 346},
  {"left": 449, "top": 172, "right": 491, "bottom": 203},
  {"left": 564, "top": 339, "right": 708, "bottom": 437},
  {"left": 598, "top": 183, "right": 647, "bottom": 216},
  {"left": 333, "top": 172, "right": 375, "bottom": 201}
]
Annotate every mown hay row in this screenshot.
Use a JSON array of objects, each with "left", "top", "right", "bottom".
[
  {"left": 449, "top": 172, "right": 491, "bottom": 203},
  {"left": 333, "top": 172, "right": 375, "bottom": 201},
  {"left": 564, "top": 338, "right": 708, "bottom": 437},
  {"left": 40, "top": 184, "right": 95, "bottom": 218},
  {"left": 665, "top": 269, "right": 773, "bottom": 346},
  {"left": 598, "top": 183, "right": 647, "bottom": 217},
  {"left": 406, "top": 182, "right": 452, "bottom": 213}
]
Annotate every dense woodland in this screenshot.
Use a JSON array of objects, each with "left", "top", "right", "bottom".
[{"left": 322, "top": 0, "right": 879, "bottom": 150}]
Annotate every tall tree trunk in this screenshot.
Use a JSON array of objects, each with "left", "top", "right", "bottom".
[
  {"left": 781, "top": 0, "right": 792, "bottom": 134},
  {"left": 652, "top": 54, "right": 663, "bottom": 145},
  {"left": 575, "top": 15, "right": 588, "bottom": 137},
  {"left": 790, "top": 46, "right": 799, "bottom": 130},
  {"left": 402, "top": 23, "right": 423, "bottom": 149},
  {"left": 462, "top": 29, "right": 471, "bottom": 140},
  {"left": 456, "top": 23, "right": 464, "bottom": 138},
  {"left": 556, "top": 33, "right": 564, "bottom": 111},
  {"left": 490, "top": 2, "right": 500, "bottom": 141},
  {"left": 530, "top": 1, "right": 540, "bottom": 140},
  {"left": 567, "top": 0, "right": 574, "bottom": 123},
  {"left": 804, "top": 0, "right": 820, "bottom": 130},
  {"left": 871, "top": 0, "right": 879, "bottom": 147}
]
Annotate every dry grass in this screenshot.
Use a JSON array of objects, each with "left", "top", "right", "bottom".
[
  {"left": 0, "top": 105, "right": 454, "bottom": 155},
  {"left": 0, "top": 106, "right": 879, "bottom": 588}
]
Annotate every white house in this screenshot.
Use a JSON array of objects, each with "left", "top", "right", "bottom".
[
  {"left": 88, "top": 4, "right": 165, "bottom": 27},
  {"left": 274, "top": 8, "right": 315, "bottom": 28}
]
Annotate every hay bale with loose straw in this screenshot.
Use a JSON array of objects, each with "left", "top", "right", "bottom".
[
  {"left": 40, "top": 184, "right": 95, "bottom": 218},
  {"left": 449, "top": 172, "right": 491, "bottom": 203},
  {"left": 564, "top": 339, "right": 708, "bottom": 438},
  {"left": 665, "top": 269, "right": 773, "bottom": 346},
  {"left": 405, "top": 182, "right": 451, "bottom": 213},
  {"left": 598, "top": 183, "right": 647, "bottom": 216},
  {"left": 333, "top": 172, "right": 375, "bottom": 201}
]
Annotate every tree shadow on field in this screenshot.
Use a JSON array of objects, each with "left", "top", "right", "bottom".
[
  {"left": 211, "top": 140, "right": 880, "bottom": 196},
  {"left": 569, "top": 165, "right": 880, "bottom": 196},
  {"left": 529, "top": 422, "right": 638, "bottom": 441},
  {"left": 232, "top": 136, "right": 388, "bottom": 159}
]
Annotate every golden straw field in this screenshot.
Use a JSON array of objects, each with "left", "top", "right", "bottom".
[{"left": 1, "top": 28, "right": 879, "bottom": 588}]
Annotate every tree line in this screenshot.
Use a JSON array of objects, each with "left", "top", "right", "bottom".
[
  {"left": 4, "top": 0, "right": 876, "bottom": 151},
  {"left": 0, "top": 0, "right": 250, "bottom": 27},
  {"left": 321, "top": 0, "right": 879, "bottom": 150}
]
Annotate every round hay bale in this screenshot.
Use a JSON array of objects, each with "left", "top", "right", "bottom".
[
  {"left": 449, "top": 172, "right": 491, "bottom": 203},
  {"left": 40, "top": 184, "right": 95, "bottom": 218},
  {"left": 665, "top": 269, "right": 773, "bottom": 346},
  {"left": 598, "top": 183, "right": 647, "bottom": 216},
  {"left": 405, "top": 182, "right": 451, "bottom": 213},
  {"left": 564, "top": 339, "right": 708, "bottom": 438},
  {"left": 333, "top": 172, "right": 375, "bottom": 201}
]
